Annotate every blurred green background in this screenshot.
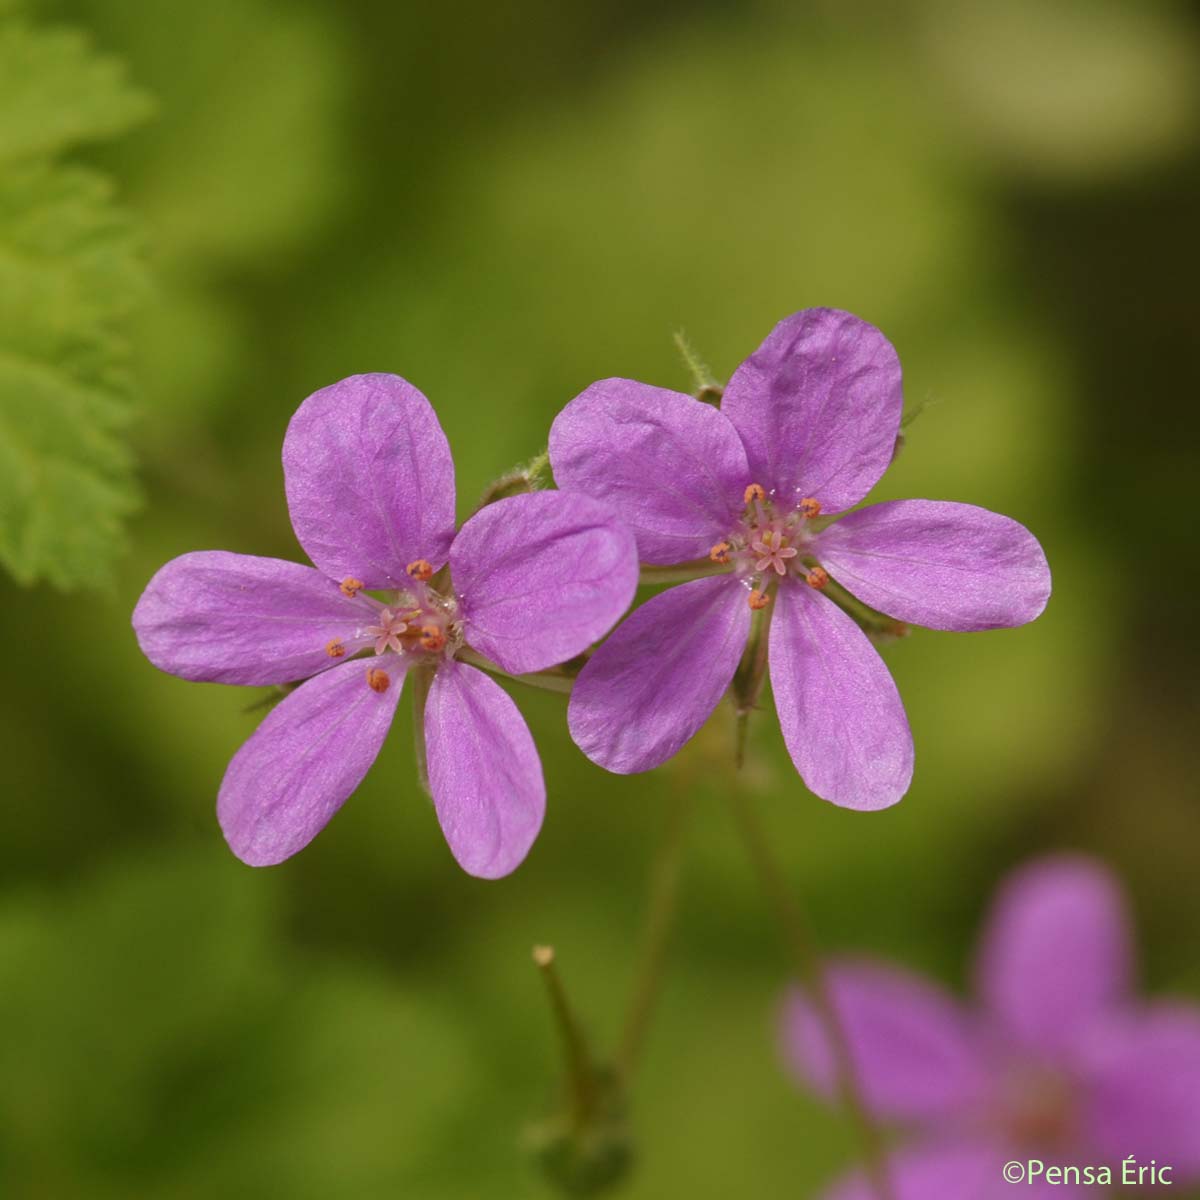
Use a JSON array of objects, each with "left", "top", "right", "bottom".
[{"left": 3, "top": 0, "right": 1199, "bottom": 1196}]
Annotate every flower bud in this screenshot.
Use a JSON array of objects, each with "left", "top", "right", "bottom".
[{"left": 524, "top": 1066, "right": 634, "bottom": 1196}]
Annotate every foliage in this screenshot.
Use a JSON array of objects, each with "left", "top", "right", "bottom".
[{"left": 0, "top": 17, "right": 149, "bottom": 589}]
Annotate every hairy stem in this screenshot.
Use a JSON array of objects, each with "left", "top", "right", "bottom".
[
  {"left": 672, "top": 328, "right": 723, "bottom": 402},
  {"left": 615, "top": 790, "right": 691, "bottom": 1084},
  {"left": 474, "top": 448, "right": 551, "bottom": 512},
  {"left": 729, "top": 787, "right": 894, "bottom": 1200}
]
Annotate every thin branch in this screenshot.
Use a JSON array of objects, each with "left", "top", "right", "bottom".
[
  {"left": 729, "top": 786, "right": 895, "bottom": 1200},
  {"left": 615, "top": 790, "right": 691, "bottom": 1083}
]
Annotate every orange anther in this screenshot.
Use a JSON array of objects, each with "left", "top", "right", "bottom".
[
  {"left": 805, "top": 567, "right": 829, "bottom": 590},
  {"left": 325, "top": 638, "right": 346, "bottom": 658},
  {"left": 798, "top": 497, "right": 821, "bottom": 519},
  {"left": 709, "top": 541, "right": 732, "bottom": 564},
  {"left": 339, "top": 577, "right": 364, "bottom": 597},
  {"left": 748, "top": 589, "right": 772, "bottom": 610},
  {"left": 406, "top": 559, "right": 434, "bottom": 582},
  {"left": 743, "top": 483, "right": 767, "bottom": 505},
  {"left": 419, "top": 625, "right": 446, "bottom": 652},
  {"left": 366, "top": 667, "right": 391, "bottom": 693}
]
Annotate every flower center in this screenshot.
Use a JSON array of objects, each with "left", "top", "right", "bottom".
[
  {"left": 998, "top": 1064, "right": 1078, "bottom": 1152},
  {"left": 335, "top": 561, "right": 465, "bottom": 687},
  {"left": 709, "top": 484, "right": 827, "bottom": 606},
  {"left": 374, "top": 577, "right": 461, "bottom": 658}
]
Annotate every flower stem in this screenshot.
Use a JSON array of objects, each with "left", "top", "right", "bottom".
[
  {"left": 614, "top": 790, "right": 691, "bottom": 1084},
  {"left": 474, "top": 448, "right": 551, "bottom": 512},
  {"left": 728, "top": 787, "right": 895, "bottom": 1200},
  {"left": 672, "top": 329, "right": 723, "bottom": 402},
  {"left": 532, "top": 946, "right": 598, "bottom": 1131}
]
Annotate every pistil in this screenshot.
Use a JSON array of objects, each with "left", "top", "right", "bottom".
[{"left": 714, "top": 483, "right": 824, "bottom": 590}]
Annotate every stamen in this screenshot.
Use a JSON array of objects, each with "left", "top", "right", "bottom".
[
  {"left": 743, "top": 483, "right": 767, "bottom": 505},
  {"left": 325, "top": 638, "right": 346, "bottom": 658},
  {"left": 419, "top": 625, "right": 446, "bottom": 652},
  {"left": 798, "top": 497, "right": 821, "bottom": 519},
  {"left": 748, "top": 589, "right": 772, "bottom": 610},
  {"left": 339, "top": 577, "right": 364, "bottom": 597},
  {"left": 365, "top": 667, "right": 391, "bottom": 693},
  {"left": 406, "top": 559, "right": 434, "bottom": 582},
  {"left": 805, "top": 567, "right": 829, "bottom": 590},
  {"left": 709, "top": 541, "right": 732, "bottom": 564}
]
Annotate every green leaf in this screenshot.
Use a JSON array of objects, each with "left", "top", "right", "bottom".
[
  {"left": 0, "top": 21, "right": 152, "bottom": 165},
  {"left": 0, "top": 19, "right": 150, "bottom": 589}
]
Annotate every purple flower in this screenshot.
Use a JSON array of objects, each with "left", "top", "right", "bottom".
[
  {"left": 782, "top": 856, "right": 1200, "bottom": 1197},
  {"left": 133, "top": 374, "right": 637, "bottom": 878},
  {"left": 549, "top": 308, "right": 1050, "bottom": 808}
]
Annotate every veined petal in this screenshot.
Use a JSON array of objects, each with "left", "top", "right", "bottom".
[
  {"left": 217, "top": 655, "right": 405, "bottom": 866},
  {"left": 976, "top": 856, "right": 1132, "bottom": 1058},
  {"left": 567, "top": 575, "right": 750, "bottom": 773},
  {"left": 283, "top": 373, "right": 456, "bottom": 588},
  {"left": 721, "top": 309, "right": 902, "bottom": 512},
  {"left": 1079, "top": 1004, "right": 1200, "bottom": 1180},
  {"left": 451, "top": 491, "right": 638, "bottom": 675},
  {"left": 782, "top": 961, "right": 989, "bottom": 1121},
  {"left": 816, "top": 500, "right": 1051, "bottom": 631},
  {"left": 549, "top": 378, "right": 748, "bottom": 564},
  {"left": 769, "top": 582, "right": 913, "bottom": 810},
  {"left": 133, "top": 551, "right": 377, "bottom": 686},
  {"left": 423, "top": 661, "right": 544, "bottom": 879}
]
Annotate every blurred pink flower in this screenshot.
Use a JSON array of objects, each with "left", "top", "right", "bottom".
[{"left": 782, "top": 856, "right": 1200, "bottom": 1197}]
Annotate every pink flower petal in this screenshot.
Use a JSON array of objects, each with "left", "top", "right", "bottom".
[
  {"left": 721, "top": 309, "right": 903, "bottom": 513},
  {"left": 782, "top": 960, "right": 989, "bottom": 1121},
  {"left": 423, "top": 661, "right": 545, "bottom": 879},
  {"left": 283, "top": 373, "right": 456, "bottom": 588},
  {"left": 451, "top": 491, "right": 638, "bottom": 675},
  {"left": 820, "top": 1141, "right": 1052, "bottom": 1200},
  {"left": 1079, "top": 1003, "right": 1200, "bottom": 1181},
  {"left": 133, "top": 551, "right": 376, "bottom": 686},
  {"left": 217, "top": 655, "right": 406, "bottom": 866},
  {"left": 567, "top": 576, "right": 750, "bottom": 773},
  {"left": 976, "top": 856, "right": 1133, "bottom": 1058},
  {"left": 769, "top": 582, "right": 913, "bottom": 810},
  {"left": 815, "top": 500, "right": 1051, "bottom": 631},
  {"left": 549, "top": 378, "right": 749, "bottom": 564}
]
